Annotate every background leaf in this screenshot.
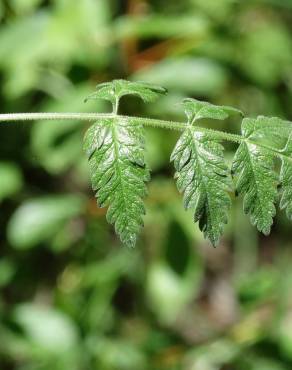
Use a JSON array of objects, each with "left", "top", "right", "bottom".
[
  {"left": 7, "top": 195, "right": 85, "bottom": 249},
  {"left": 0, "top": 162, "right": 23, "bottom": 201}
]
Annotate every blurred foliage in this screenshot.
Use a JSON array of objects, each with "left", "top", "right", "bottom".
[{"left": 0, "top": 0, "right": 292, "bottom": 369}]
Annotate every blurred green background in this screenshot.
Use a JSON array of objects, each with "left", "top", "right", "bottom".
[{"left": 0, "top": 0, "right": 292, "bottom": 369}]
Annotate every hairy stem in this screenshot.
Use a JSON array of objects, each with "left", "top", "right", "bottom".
[
  {"left": 0, "top": 113, "right": 113, "bottom": 122},
  {"left": 0, "top": 112, "right": 242, "bottom": 141},
  {"left": 130, "top": 116, "right": 243, "bottom": 142},
  {"left": 0, "top": 112, "right": 287, "bottom": 160}
]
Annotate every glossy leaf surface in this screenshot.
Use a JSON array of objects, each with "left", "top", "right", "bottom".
[
  {"left": 84, "top": 116, "right": 149, "bottom": 247},
  {"left": 171, "top": 128, "right": 232, "bottom": 246},
  {"left": 232, "top": 118, "right": 279, "bottom": 235},
  {"left": 242, "top": 116, "right": 292, "bottom": 147}
]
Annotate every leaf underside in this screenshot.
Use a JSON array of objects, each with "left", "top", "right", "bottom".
[
  {"left": 171, "top": 128, "right": 232, "bottom": 246},
  {"left": 85, "top": 79, "right": 167, "bottom": 104},
  {"left": 84, "top": 117, "right": 149, "bottom": 247},
  {"left": 181, "top": 98, "right": 243, "bottom": 122}
]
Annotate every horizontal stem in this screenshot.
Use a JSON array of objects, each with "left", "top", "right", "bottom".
[
  {"left": 0, "top": 112, "right": 243, "bottom": 142},
  {"left": 0, "top": 112, "right": 113, "bottom": 122},
  {"left": 120, "top": 116, "right": 244, "bottom": 143},
  {"left": 127, "top": 116, "right": 288, "bottom": 161},
  {"left": 0, "top": 112, "right": 289, "bottom": 161}
]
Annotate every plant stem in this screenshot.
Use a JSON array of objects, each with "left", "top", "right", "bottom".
[
  {"left": 130, "top": 116, "right": 243, "bottom": 143},
  {"left": 0, "top": 113, "right": 113, "bottom": 122},
  {"left": 0, "top": 112, "right": 241, "bottom": 140},
  {"left": 113, "top": 97, "right": 120, "bottom": 115},
  {"left": 0, "top": 112, "right": 288, "bottom": 160},
  {"left": 0, "top": 112, "right": 242, "bottom": 140}
]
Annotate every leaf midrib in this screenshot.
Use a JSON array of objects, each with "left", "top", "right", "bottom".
[
  {"left": 189, "top": 128, "right": 215, "bottom": 239},
  {"left": 244, "top": 141, "right": 269, "bottom": 224},
  {"left": 111, "top": 118, "right": 130, "bottom": 225}
]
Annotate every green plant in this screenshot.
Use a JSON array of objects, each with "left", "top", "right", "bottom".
[{"left": 1, "top": 80, "right": 292, "bottom": 247}]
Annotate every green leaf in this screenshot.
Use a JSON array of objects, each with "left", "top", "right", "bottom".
[
  {"left": 171, "top": 128, "right": 232, "bottom": 246},
  {"left": 181, "top": 98, "right": 243, "bottom": 123},
  {"left": 280, "top": 134, "right": 292, "bottom": 220},
  {"left": 0, "top": 162, "right": 23, "bottom": 201},
  {"left": 132, "top": 57, "right": 228, "bottom": 97},
  {"left": 0, "top": 259, "right": 15, "bottom": 288},
  {"left": 13, "top": 304, "right": 78, "bottom": 354},
  {"left": 232, "top": 141, "right": 278, "bottom": 235},
  {"left": 114, "top": 14, "right": 209, "bottom": 39},
  {"left": 242, "top": 116, "right": 292, "bottom": 147},
  {"left": 232, "top": 116, "right": 281, "bottom": 234},
  {"left": 11, "top": 0, "right": 43, "bottom": 14},
  {"left": 84, "top": 117, "right": 150, "bottom": 247},
  {"left": 84, "top": 79, "right": 167, "bottom": 106},
  {"left": 7, "top": 195, "right": 85, "bottom": 249}
]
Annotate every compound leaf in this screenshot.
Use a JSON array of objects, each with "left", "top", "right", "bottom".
[
  {"left": 84, "top": 116, "right": 149, "bottom": 247},
  {"left": 81, "top": 84, "right": 292, "bottom": 247},
  {"left": 181, "top": 98, "right": 243, "bottom": 123},
  {"left": 84, "top": 79, "right": 167, "bottom": 106},
  {"left": 171, "top": 128, "right": 232, "bottom": 246},
  {"left": 280, "top": 134, "right": 292, "bottom": 220}
]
